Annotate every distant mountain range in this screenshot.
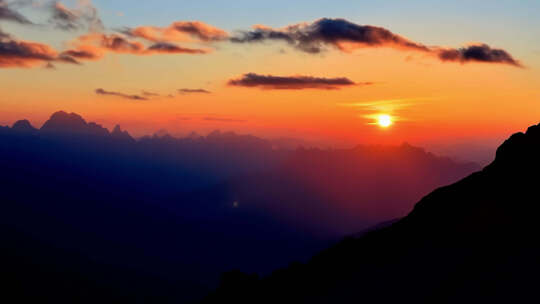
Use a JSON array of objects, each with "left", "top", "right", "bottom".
[
  {"left": 204, "top": 123, "right": 540, "bottom": 303},
  {"left": 0, "top": 111, "right": 481, "bottom": 303}
]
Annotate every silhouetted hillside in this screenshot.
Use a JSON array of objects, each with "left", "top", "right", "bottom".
[
  {"left": 204, "top": 123, "right": 540, "bottom": 303},
  {"left": 0, "top": 111, "right": 479, "bottom": 303}
]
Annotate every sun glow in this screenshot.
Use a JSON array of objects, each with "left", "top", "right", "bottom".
[{"left": 377, "top": 114, "right": 393, "bottom": 128}]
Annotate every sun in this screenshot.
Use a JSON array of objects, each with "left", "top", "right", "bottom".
[{"left": 377, "top": 114, "right": 393, "bottom": 128}]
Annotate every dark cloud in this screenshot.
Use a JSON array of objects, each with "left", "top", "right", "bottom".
[
  {"left": 95, "top": 88, "right": 148, "bottom": 100},
  {"left": 227, "top": 73, "right": 362, "bottom": 90},
  {"left": 231, "top": 18, "right": 521, "bottom": 67},
  {"left": 0, "top": 27, "right": 87, "bottom": 68},
  {"left": 100, "top": 34, "right": 145, "bottom": 53},
  {"left": 0, "top": 0, "right": 33, "bottom": 24},
  {"left": 203, "top": 117, "right": 247, "bottom": 123},
  {"left": 437, "top": 44, "right": 522, "bottom": 67},
  {"left": 57, "top": 53, "right": 81, "bottom": 64},
  {"left": 178, "top": 88, "right": 211, "bottom": 94},
  {"left": 231, "top": 18, "right": 429, "bottom": 54},
  {"left": 146, "top": 42, "right": 207, "bottom": 54},
  {"left": 49, "top": 1, "right": 103, "bottom": 31},
  {"left": 60, "top": 48, "right": 101, "bottom": 60},
  {"left": 0, "top": 36, "right": 63, "bottom": 68}
]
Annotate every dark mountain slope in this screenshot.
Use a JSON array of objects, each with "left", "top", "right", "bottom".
[
  {"left": 1, "top": 224, "right": 209, "bottom": 304},
  {"left": 204, "top": 124, "right": 540, "bottom": 303}
]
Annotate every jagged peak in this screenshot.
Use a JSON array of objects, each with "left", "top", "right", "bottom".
[
  {"left": 12, "top": 119, "right": 37, "bottom": 132},
  {"left": 111, "top": 124, "right": 134, "bottom": 141},
  {"left": 153, "top": 129, "right": 172, "bottom": 139},
  {"left": 112, "top": 125, "right": 123, "bottom": 134},
  {"left": 48, "top": 111, "right": 86, "bottom": 123},
  {"left": 40, "top": 111, "right": 111, "bottom": 137},
  {"left": 41, "top": 111, "right": 87, "bottom": 130}
]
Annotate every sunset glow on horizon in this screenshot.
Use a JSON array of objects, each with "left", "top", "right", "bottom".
[{"left": 0, "top": 0, "right": 539, "bottom": 149}]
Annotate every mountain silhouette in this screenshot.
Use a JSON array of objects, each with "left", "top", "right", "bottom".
[
  {"left": 0, "top": 111, "right": 483, "bottom": 303},
  {"left": 12, "top": 119, "right": 37, "bottom": 133},
  {"left": 40, "top": 111, "right": 110, "bottom": 136},
  {"left": 111, "top": 124, "right": 135, "bottom": 142},
  {"left": 204, "top": 123, "right": 540, "bottom": 303}
]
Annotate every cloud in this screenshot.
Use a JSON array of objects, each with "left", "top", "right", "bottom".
[
  {"left": 146, "top": 42, "right": 208, "bottom": 54},
  {"left": 98, "top": 33, "right": 145, "bottom": 53},
  {"left": 231, "top": 18, "right": 521, "bottom": 67},
  {"left": 170, "top": 21, "right": 228, "bottom": 42},
  {"left": 0, "top": 31, "right": 80, "bottom": 68},
  {"left": 142, "top": 91, "right": 160, "bottom": 97},
  {"left": 60, "top": 49, "right": 100, "bottom": 61},
  {"left": 95, "top": 88, "right": 148, "bottom": 100},
  {"left": 64, "top": 33, "right": 208, "bottom": 59},
  {"left": 121, "top": 21, "right": 228, "bottom": 43},
  {"left": 60, "top": 42, "right": 104, "bottom": 62},
  {"left": 0, "top": 0, "right": 33, "bottom": 24},
  {"left": 203, "top": 117, "right": 247, "bottom": 123},
  {"left": 178, "top": 88, "right": 211, "bottom": 94},
  {"left": 50, "top": 2, "right": 79, "bottom": 30},
  {"left": 0, "top": 27, "right": 12, "bottom": 39},
  {"left": 437, "top": 44, "right": 522, "bottom": 67},
  {"left": 49, "top": 0, "right": 103, "bottom": 31},
  {"left": 231, "top": 18, "right": 429, "bottom": 54},
  {"left": 227, "top": 73, "right": 363, "bottom": 90}
]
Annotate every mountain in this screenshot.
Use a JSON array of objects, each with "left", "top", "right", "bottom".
[
  {"left": 40, "top": 111, "right": 110, "bottom": 137},
  {"left": 0, "top": 111, "right": 482, "bottom": 303},
  {"left": 12, "top": 119, "right": 37, "bottom": 133},
  {"left": 204, "top": 123, "right": 540, "bottom": 303},
  {"left": 211, "top": 143, "right": 480, "bottom": 236},
  {"left": 111, "top": 124, "right": 135, "bottom": 142}
]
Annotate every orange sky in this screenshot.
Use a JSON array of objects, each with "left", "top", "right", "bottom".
[{"left": 1, "top": 1, "right": 539, "bottom": 151}]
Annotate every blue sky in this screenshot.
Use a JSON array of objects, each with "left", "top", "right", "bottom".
[{"left": 88, "top": 0, "right": 539, "bottom": 59}]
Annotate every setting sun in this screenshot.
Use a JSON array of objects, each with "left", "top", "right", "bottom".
[{"left": 377, "top": 114, "right": 393, "bottom": 128}]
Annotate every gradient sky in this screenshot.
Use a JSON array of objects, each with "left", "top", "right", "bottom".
[{"left": 1, "top": 0, "right": 539, "bottom": 152}]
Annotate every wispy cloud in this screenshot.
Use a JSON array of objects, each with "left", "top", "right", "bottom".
[
  {"left": 340, "top": 98, "right": 424, "bottom": 124},
  {"left": 120, "top": 21, "right": 228, "bottom": 43},
  {"left": 178, "top": 88, "right": 211, "bottom": 94},
  {"left": 147, "top": 42, "right": 208, "bottom": 54},
  {"left": 61, "top": 33, "right": 209, "bottom": 63},
  {"left": 228, "top": 73, "right": 366, "bottom": 90},
  {"left": 95, "top": 88, "right": 148, "bottom": 100},
  {"left": 48, "top": 1, "right": 103, "bottom": 31},
  {"left": 0, "top": 0, "right": 33, "bottom": 25}
]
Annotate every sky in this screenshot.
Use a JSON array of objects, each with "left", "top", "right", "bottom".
[{"left": 1, "top": 0, "right": 539, "bottom": 154}]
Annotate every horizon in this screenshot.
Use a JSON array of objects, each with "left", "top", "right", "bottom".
[
  {"left": 1, "top": 0, "right": 539, "bottom": 151},
  {"left": 2, "top": 109, "right": 503, "bottom": 164}
]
